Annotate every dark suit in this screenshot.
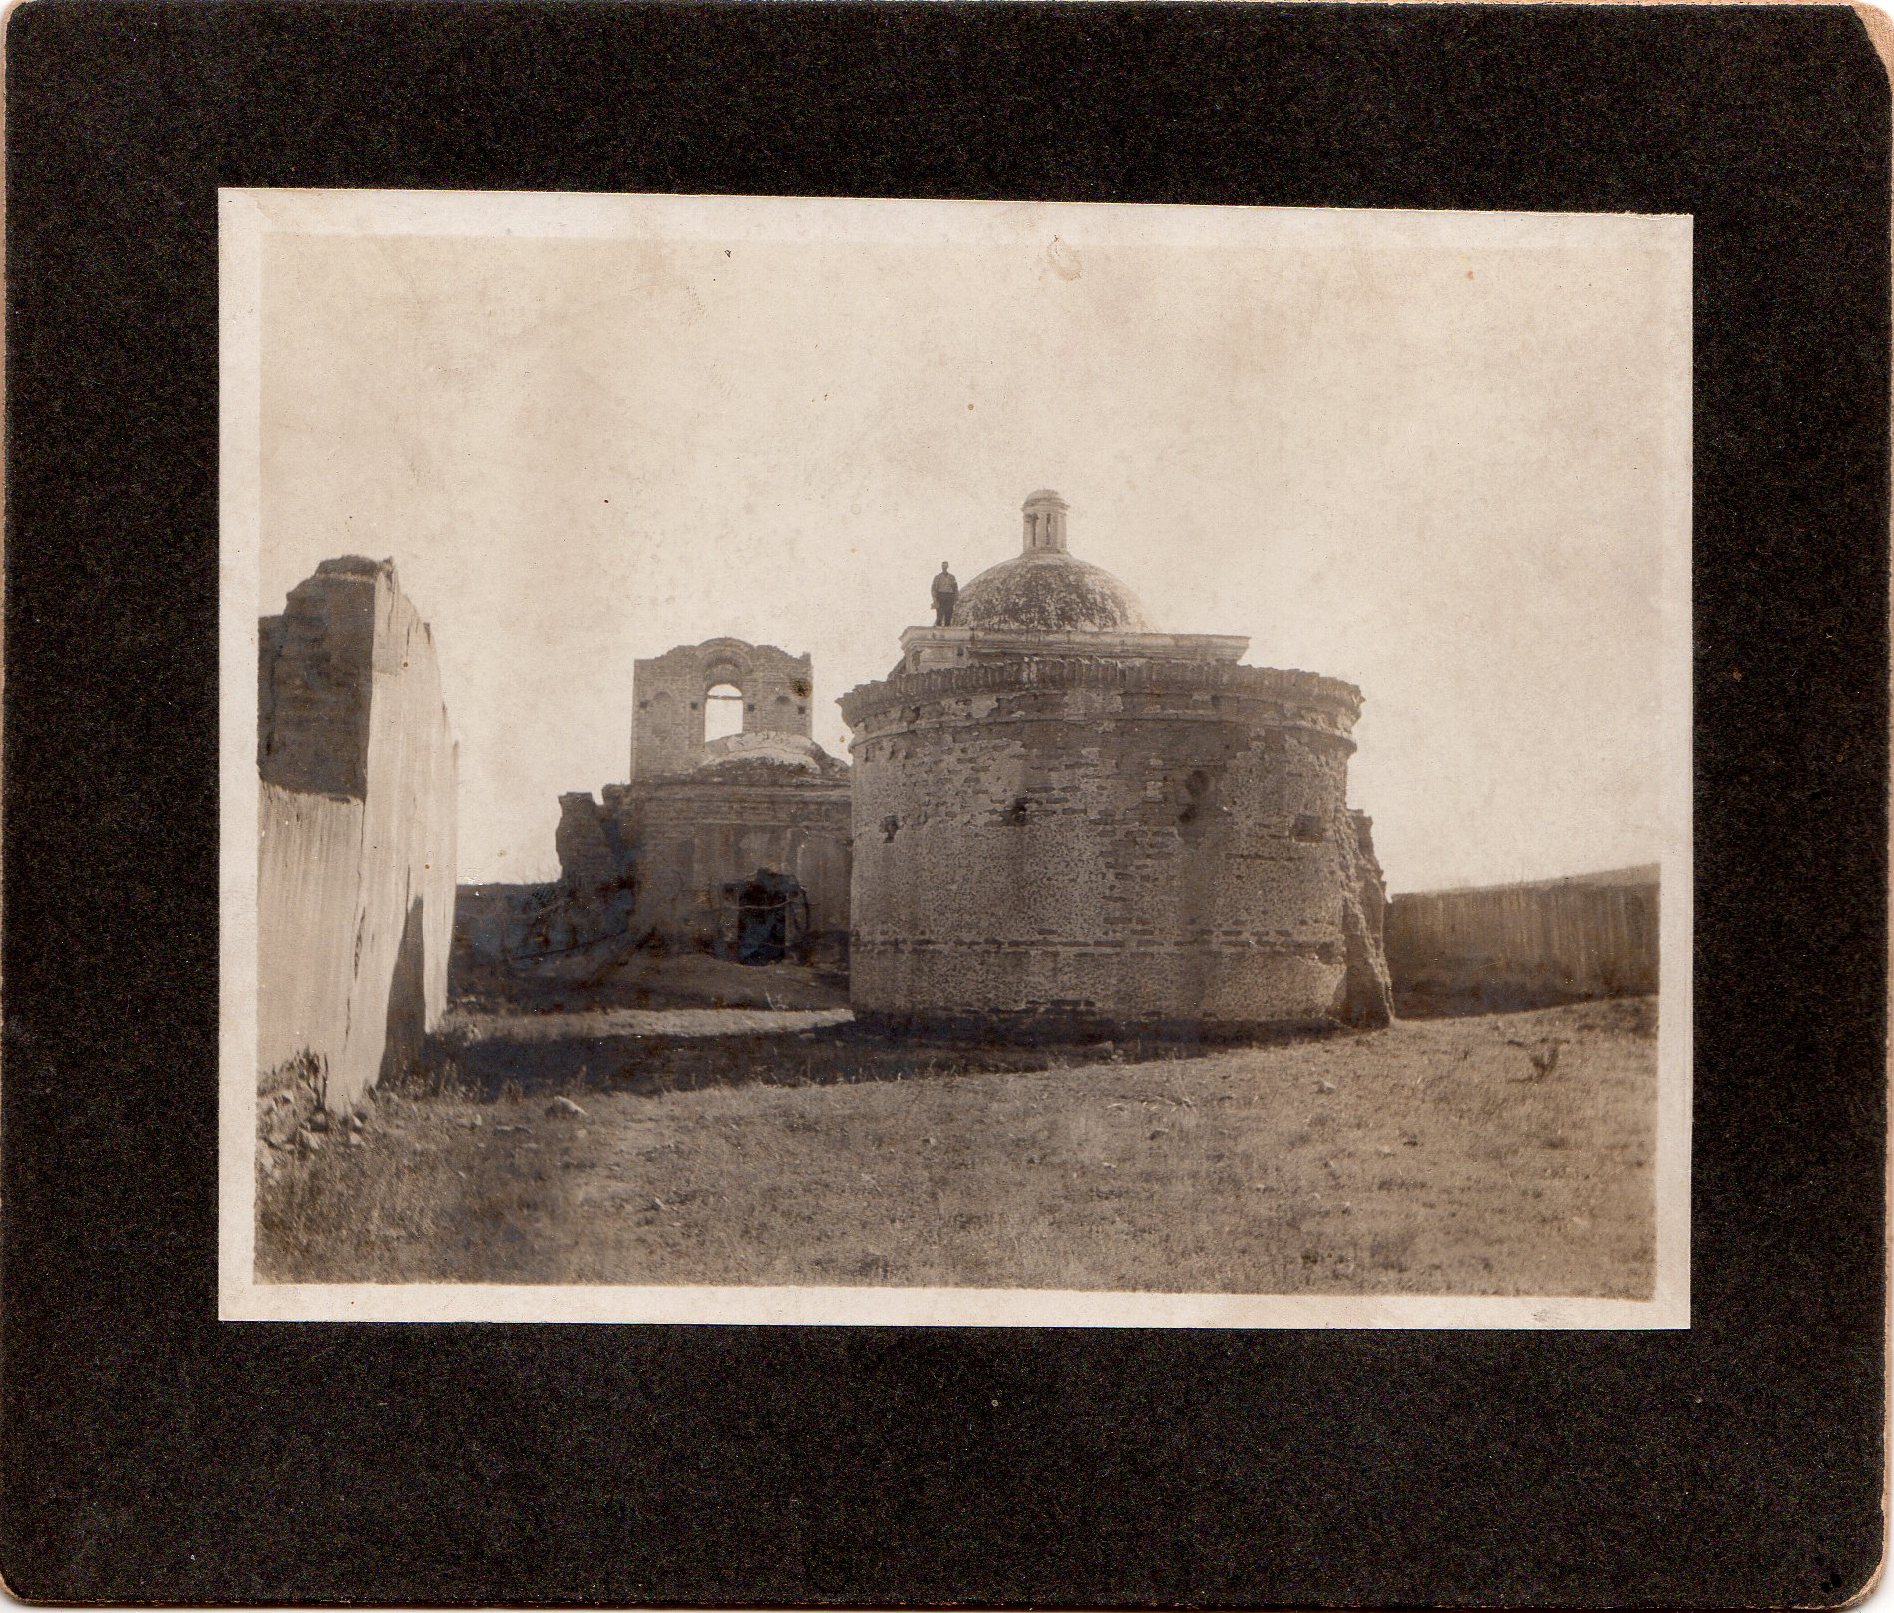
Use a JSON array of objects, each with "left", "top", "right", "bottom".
[{"left": 931, "top": 571, "right": 958, "bottom": 626}]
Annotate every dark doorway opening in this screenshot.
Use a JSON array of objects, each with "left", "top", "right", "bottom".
[{"left": 724, "top": 868, "right": 809, "bottom": 966}]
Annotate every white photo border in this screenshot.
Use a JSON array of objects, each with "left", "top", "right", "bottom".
[{"left": 218, "top": 187, "right": 1692, "bottom": 1329}]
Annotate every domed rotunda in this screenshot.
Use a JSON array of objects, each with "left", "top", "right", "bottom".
[
  {"left": 949, "top": 489, "right": 1155, "bottom": 634},
  {"left": 839, "top": 489, "right": 1394, "bottom": 1040}
]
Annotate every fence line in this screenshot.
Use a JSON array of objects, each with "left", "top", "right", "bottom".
[{"left": 1385, "top": 882, "right": 1658, "bottom": 999}]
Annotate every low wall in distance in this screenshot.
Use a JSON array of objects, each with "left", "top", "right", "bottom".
[
  {"left": 454, "top": 882, "right": 563, "bottom": 966},
  {"left": 1385, "top": 869, "right": 1659, "bottom": 1015}
]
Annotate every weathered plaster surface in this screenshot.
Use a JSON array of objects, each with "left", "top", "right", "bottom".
[
  {"left": 841, "top": 655, "right": 1392, "bottom": 1035},
  {"left": 257, "top": 558, "right": 457, "bottom": 1113},
  {"left": 582, "top": 772, "right": 851, "bottom": 950},
  {"left": 559, "top": 640, "right": 852, "bottom": 956},
  {"left": 630, "top": 637, "right": 815, "bottom": 780}
]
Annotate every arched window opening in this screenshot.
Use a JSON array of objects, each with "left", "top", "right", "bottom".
[{"left": 704, "top": 682, "right": 745, "bottom": 743}]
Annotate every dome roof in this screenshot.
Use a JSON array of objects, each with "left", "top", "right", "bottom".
[
  {"left": 952, "top": 550, "right": 1154, "bottom": 633},
  {"left": 950, "top": 491, "right": 1153, "bottom": 632}
]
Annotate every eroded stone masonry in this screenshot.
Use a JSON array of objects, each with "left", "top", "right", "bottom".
[
  {"left": 840, "top": 490, "right": 1393, "bottom": 1037},
  {"left": 257, "top": 558, "right": 457, "bottom": 1118},
  {"left": 555, "top": 637, "right": 852, "bottom": 962}
]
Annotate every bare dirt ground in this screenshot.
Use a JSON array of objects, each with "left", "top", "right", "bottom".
[{"left": 257, "top": 996, "right": 1658, "bottom": 1297}]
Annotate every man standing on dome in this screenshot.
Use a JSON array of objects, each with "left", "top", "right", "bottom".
[{"left": 931, "top": 561, "right": 958, "bottom": 626}]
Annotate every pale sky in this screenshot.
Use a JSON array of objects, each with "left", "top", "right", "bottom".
[{"left": 254, "top": 194, "right": 1689, "bottom": 892}]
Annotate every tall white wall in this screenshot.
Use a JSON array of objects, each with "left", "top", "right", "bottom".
[{"left": 257, "top": 557, "right": 457, "bottom": 1111}]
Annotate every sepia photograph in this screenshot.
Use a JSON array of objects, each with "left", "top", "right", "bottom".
[
  {"left": 12, "top": 2, "right": 1888, "bottom": 1600},
  {"left": 219, "top": 188, "right": 1691, "bottom": 1326}
]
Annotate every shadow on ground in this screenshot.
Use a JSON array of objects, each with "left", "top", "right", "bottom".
[
  {"left": 420, "top": 1014, "right": 1297, "bottom": 1103},
  {"left": 1394, "top": 983, "right": 1657, "bottom": 1021},
  {"left": 427, "top": 951, "right": 1363, "bottom": 1102},
  {"left": 451, "top": 949, "right": 850, "bottom": 1015}
]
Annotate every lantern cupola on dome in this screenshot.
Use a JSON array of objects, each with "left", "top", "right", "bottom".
[{"left": 949, "top": 490, "right": 1154, "bottom": 633}]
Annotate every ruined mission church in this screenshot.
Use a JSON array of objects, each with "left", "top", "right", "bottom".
[{"left": 556, "top": 488, "right": 1395, "bottom": 1034}]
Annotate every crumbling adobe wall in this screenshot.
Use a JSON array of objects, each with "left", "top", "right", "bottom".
[
  {"left": 257, "top": 784, "right": 364, "bottom": 1115},
  {"left": 602, "top": 778, "right": 851, "bottom": 950},
  {"left": 630, "top": 638, "right": 816, "bottom": 779},
  {"left": 842, "top": 658, "right": 1392, "bottom": 1035},
  {"left": 257, "top": 557, "right": 457, "bottom": 1115},
  {"left": 556, "top": 791, "right": 624, "bottom": 895},
  {"left": 1341, "top": 811, "right": 1395, "bottom": 1026}
]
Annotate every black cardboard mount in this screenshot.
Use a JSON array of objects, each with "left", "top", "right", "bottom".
[{"left": 3, "top": 3, "right": 1887, "bottom": 1605}]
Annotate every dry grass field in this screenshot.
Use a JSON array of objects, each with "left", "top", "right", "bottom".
[{"left": 256, "top": 996, "right": 1658, "bottom": 1297}]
